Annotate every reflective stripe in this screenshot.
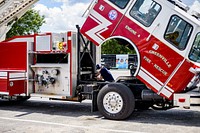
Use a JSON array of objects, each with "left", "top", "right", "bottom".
[
  {"left": 160, "top": 87, "right": 172, "bottom": 98},
  {"left": 86, "top": 10, "right": 112, "bottom": 44},
  {"left": 139, "top": 67, "right": 173, "bottom": 98},
  {"left": 139, "top": 68, "right": 161, "bottom": 91}
]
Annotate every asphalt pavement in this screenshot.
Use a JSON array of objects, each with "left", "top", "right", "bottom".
[{"left": 0, "top": 98, "right": 200, "bottom": 133}]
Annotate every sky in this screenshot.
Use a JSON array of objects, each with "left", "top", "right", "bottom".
[
  {"left": 33, "top": 0, "right": 91, "bottom": 33},
  {"left": 33, "top": 0, "right": 200, "bottom": 33}
]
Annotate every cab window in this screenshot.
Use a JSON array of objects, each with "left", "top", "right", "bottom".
[
  {"left": 164, "top": 15, "right": 193, "bottom": 50},
  {"left": 129, "top": 0, "right": 161, "bottom": 27},
  {"left": 109, "top": 0, "right": 130, "bottom": 9},
  {"left": 189, "top": 33, "right": 200, "bottom": 62}
]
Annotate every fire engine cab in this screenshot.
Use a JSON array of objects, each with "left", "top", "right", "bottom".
[
  {"left": 80, "top": 0, "right": 200, "bottom": 119},
  {"left": 0, "top": 0, "right": 200, "bottom": 120}
]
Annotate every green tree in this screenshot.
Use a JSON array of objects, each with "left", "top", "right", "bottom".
[
  {"left": 6, "top": 9, "right": 45, "bottom": 39},
  {"left": 101, "top": 39, "right": 135, "bottom": 54}
]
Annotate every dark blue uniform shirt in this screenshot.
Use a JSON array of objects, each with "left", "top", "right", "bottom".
[{"left": 100, "top": 67, "right": 114, "bottom": 82}]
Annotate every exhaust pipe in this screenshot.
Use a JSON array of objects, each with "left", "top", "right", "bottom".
[{"left": 141, "top": 90, "right": 163, "bottom": 101}]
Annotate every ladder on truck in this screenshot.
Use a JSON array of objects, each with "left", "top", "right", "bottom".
[{"left": 0, "top": 0, "right": 38, "bottom": 41}]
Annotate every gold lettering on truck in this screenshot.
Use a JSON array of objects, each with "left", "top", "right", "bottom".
[
  {"left": 149, "top": 50, "right": 172, "bottom": 68},
  {"left": 125, "top": 25, "right": 137, "bottom": 35},
  {"left": 143, "top": 56, "right": 168, "bottom": 76},
  {"left": 154, "top": 64, "right": 168, "bottom": 76}
]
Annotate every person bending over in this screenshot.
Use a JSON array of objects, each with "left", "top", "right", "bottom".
[{"left": 95, "top": 64, "right": 114, "bottom": 82}]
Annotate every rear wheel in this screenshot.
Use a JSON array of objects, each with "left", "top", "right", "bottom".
[{"left": 97, "top": 83, "right": 135, "bottom": 120}]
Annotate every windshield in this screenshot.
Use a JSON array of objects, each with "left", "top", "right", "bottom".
[{"left": 189, "top": 33, "right": 200, "bottom": 62}]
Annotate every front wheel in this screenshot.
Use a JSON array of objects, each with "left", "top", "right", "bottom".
[{"left": 97, "top": 83, "right": 135, "bottom": 120}]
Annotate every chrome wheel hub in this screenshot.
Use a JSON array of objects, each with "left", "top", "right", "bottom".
[{"left": 103, "top": 92, "right": 123, "bottom": 114}]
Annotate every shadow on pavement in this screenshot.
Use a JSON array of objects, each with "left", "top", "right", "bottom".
[{"left": 0, "top": 99, "right": 200, "bottom": 127}]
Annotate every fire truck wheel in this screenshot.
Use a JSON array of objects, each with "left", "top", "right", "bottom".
[{"left": 97, "top": 83, "right": 135, "bottom": 120}]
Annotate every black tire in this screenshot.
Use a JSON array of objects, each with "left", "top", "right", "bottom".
[{"left": 97, "top": 83, "right": 135, "bottom": 120}]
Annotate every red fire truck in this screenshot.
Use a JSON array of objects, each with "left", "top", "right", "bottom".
[
  {"left": 0, "top": 0, "right": 200, "bottom": 120},
  {"left": 80, "top": 0, "right": 200, "bottom": 119}
]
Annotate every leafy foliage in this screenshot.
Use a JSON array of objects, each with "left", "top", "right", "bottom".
[
  {"left": 6, "top": 9, "right": 45, "bottom": 39},
  {"left": 101, "top": 39, "right": 135, "bottom": 54}
]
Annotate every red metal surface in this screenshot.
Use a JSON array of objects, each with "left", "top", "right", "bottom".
[
  {"left": 67, "top": 31, "right": 73, "bottom": 96},
  {"left": 8, "top": 79, "right": 27, "bottom": 96},
  {"left": 0, "top": 42, "right": 27, "bottom": 70},
  {"left": 0, "top": 42, "right": 27, "bottom": 95},
  {"left": 0, "top": 71, "right": 27, "bottom": 96},
  {"left": 0, "top": 79, "right": 8, "bottom": 92}
]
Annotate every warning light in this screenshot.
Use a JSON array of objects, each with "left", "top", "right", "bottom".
[
  {"left": 57, "top": 42, "right": 67, "bottom": 51},
  {"left": 178, "top": 98, "right": 185, "bottom": 103},
  {"left": 58, "top": 42, "right": 64, "bottom": 50},
  {"left": 63, "top": 42, "right": 67, "bottom": 47}
]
